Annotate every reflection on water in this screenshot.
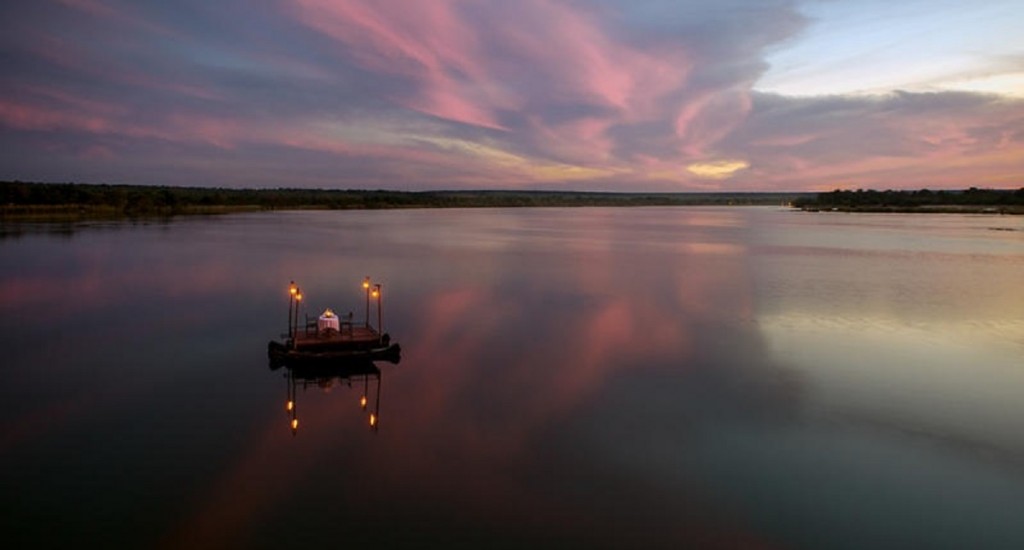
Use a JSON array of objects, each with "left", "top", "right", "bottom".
[
  {"left": 273, "top": 359, "right": 383, "bottom": 435},
  {"left": 1, "top": 208, "right": 1022, "bottom": 548}
]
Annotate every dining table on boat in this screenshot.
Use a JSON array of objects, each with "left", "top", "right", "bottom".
[{"left": 317, "top": 311, "right": 340, "bottom": 334}]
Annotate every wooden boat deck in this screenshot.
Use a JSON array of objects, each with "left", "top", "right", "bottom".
[{"left": 292, "top": 325, "right": 383, "bottom": 350}]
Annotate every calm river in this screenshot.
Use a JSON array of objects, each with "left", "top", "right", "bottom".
[{"left": 1, "top": 207, "right": 1023, "bottom": 548}]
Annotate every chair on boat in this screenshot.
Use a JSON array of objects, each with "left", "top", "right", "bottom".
[{"left": 339, "top": 311, "right": 354, "bottom": 336}]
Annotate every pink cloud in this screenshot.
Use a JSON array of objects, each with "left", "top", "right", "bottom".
[
  {"left": 751, "top": 133, "right": 819, "bottom": 148},
  {"left": 487, "top": 1, "right": 692, "bottom": 116},
  {"left": 289, "top": 0, "right": 507, "bottom": 129},
  {"left": 0, "top": 99, "right": 118, "bottom": 134},
  {"left": 529, "top": 115, "right": 617, "bottom": 162},
  {"left": 0, "top": 97, "right": 238, "bottom": 148},
  {"left": 676, "top": 88, "right": 753, "bottom": 157},
  {"left": 163, "top": 113, "right": 244, "bottom": 149},
  {"left": 78, "top": 144, "right": 116, "bottom": 160},
  {"left": 55, "top": 0, "right": 174, "bottom": 36},
  {"left": 747, "top": 147, "right": 1023, "bottom": 191},
  {"left": 288, "top": 0, "right": 693, "bottom": 135},
  {"left": 1, "top": 86, "right": 388, "bottom": 160},
  {"left": 725, "top": 92, "right": 1024, "bottom": 191}
]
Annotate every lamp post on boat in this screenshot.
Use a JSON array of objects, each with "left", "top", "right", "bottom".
[
  {"left": 293, "top": 288, "right": 303, "bottom": 345},
  {"left": 287, "top": 281, "right": 297, "bottom": 338},
  {"left": 362, "top": 276, "right": 371, "bottom": 328},
  {"left": 372, "top": 283, "right": 382, "bottom": 340}
]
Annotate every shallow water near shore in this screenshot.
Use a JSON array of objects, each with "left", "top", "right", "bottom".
[{"left": 2, "top": 207, "right": 1023, "bottom": 548}]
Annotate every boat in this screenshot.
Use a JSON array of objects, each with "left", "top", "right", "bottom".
[{"left": 267, "top": 279, "right": 401, "bottom": 367}]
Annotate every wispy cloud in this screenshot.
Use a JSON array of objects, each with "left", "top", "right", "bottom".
[
  {"left": 727, "top": 91, "right": 1024, "bottom": 189},
  {"left": 0, "top": 0, "right": 1021, "bottom": 190}
]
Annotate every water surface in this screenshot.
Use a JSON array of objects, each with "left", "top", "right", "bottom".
[{"left": 1, "top": 208, "right": 1022, "bottom": 548}]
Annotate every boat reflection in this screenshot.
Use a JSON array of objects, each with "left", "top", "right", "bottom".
[{"left": 270, "top": 359, "right": 384, "bottom": 435}]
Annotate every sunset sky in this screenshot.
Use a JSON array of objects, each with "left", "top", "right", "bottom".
[{"left": 1, "top": 0, "right": 1022, "bottom": 192}]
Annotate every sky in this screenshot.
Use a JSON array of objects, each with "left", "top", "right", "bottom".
[{"left": 1, "top": 0, "right": 1022, "bottom": 192}]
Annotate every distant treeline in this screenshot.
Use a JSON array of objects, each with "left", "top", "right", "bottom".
[
  {"left": 793, "top": 187, "right": 1024, "bottom": 214},
  {"left": 1, "top": 181, "right": 810, "bottom": 219}
]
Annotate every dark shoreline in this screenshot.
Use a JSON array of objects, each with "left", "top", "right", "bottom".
[
  {"left": 1, "top": 180, "right": 809, "bottom": 222},
  {"left": 4, "top": 181, "right": 1024, "bottom": 222},
  {"left": 793, "top": 187, "right": 1024, "bottom": 215}
]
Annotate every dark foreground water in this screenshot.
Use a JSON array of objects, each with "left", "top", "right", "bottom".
[{"left": 1, "top": 208, "right": 1023, "bottom": 549}]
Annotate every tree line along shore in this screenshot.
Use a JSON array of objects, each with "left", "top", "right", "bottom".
[
  {"left": 793, "top": 187, "right": 1024, "bottom": 214},
  {"left": 1, "top": 181, "right": 806, "bottom": 220},
  {"left": 2, "top": 181, "right": 1022, "bottom": 221}
]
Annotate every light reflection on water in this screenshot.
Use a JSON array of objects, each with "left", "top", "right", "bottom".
[{"left": 1, "top": 208, "right": 1023, "bottom": 548}]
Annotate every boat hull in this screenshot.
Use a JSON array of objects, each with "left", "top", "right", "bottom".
[{"left": 268, "top": 340, "right": 401, "bottom": 367}]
